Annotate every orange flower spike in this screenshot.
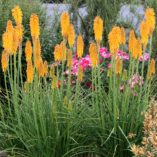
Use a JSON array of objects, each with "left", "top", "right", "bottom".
[
  {"left": 137, "top": 39, "right": 142, "bottom": 59},
  {"left": 115, "top": 57, "right": 122, "bottom": 75},
  {"left": 38, "top": 62, "right": 45, "bottom": 78},
  {"left": 30, "top": 14, "right": 40, "bottom": 40},
  {"left": 12, "top": 5, "right": 23, "bottom": 25},
  {"left": 120, "top": 27, "right": 126, "bottom": 45},
  {"left": 6, "top": 20, "right": 14, "bottom": 54},
  {"left": 13, "top": 28, "right": 19, "bottom": 54},
  {"left": 2, "top": 32, "right": 12, "bottom": 54},
  {"left": 93, "top": 16, "right": 104, "bottom": 43},
  {"left": 1, "top": 51, "right": 9, "bottom": 73},
  {"left": 78, "top": 66, "right": 83, "bottom": 82},
  {"left": 132, "top": 38, "right": 138, "bottom": 59},
  {"left": 145, "top": 8, "right": 156, "bottom": 35},
  {"left": 15, "top": 24, "right": 24, "bottom": 43},
  {"left": 60, "top": 12, "right": 70, "bottom": 38},
  {"left": 67, "top": 49, "right": 72, "bottom": 68},
  {"left": 68, "top": 24, "right": 75, "bottom": 48},
  {"left": 26, "top": 60, "right": 34, "bottom": 83},
  {"left": 6, "top": 20, "right": 14, "bottom": 33},
  {"left": 128, "top": 30, "right": 136, "bottom": 53},
  {"left": 44, "top": 60, "right": 48, "bottom": 76},
  {"left": 108, "top": 26, "right": 121, "bottom": 54},
  {"left": 140, "top": 21, "right": 149, "bottom": 48},
  {"left": 89, "top": 43, "right": 98, "bottom": 68},
  {"left": 54, "top": 44, "right": 62, "bottom": 62},
  {"left": 60, "top": 42, "right": 67, "bottom": 61},
  {"left": 35, "top": 38, "right": 41, "bottom": 57},
  {"left": 149, "top": 58, "right": 155, "bottom": 75},
  {"left": 77, "top": 34, "right": 84, "bottom": 58},
  {"left": 25, "top": 40, "right": 32, "bottom": 62}
]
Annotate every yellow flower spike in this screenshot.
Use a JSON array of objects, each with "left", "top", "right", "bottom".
[
  {"left": 1, "top": 51, "right": 9, "bottom": 73},
  {"left": 6, "top": 20, "right": 14, "bottom": 33},
  {"left": 148, "top": 59, "right": 155, "bottom": 80},
  {"left": 12, "top": 5, "right": 23, "bottom": 25},
  {"left": 132, "top": 38, "right": 142, "bottom": 59},
  {"left": 120, "top": 27, "right": 126, "bottom": 45},
  {"left": 93, "top": 16, "right": 104, "bottom": 43},
  {"left": 38, "top": 62, "right": 45, "bottom": 78},
  {"left": 54, "top": 44, "right": 62, "bottom": 62},
  {"left": 108, "top": 26, "right": 121, "bottom": 54},
  {"left": 60, "top": 42, "right": 67, "bottom": 61},
  {"left": 13, "top": 28, "right": 19, "bottom": 54},
  {"left": 137, "top": 39, "right": 142, "bottom": 59},
  {"left": 44, "top": 60, "right": 48, "bottom": 76},
  {"left": 25, "top": 40, "right": 32, "bottom": 62},
  {"left": 89, "top": 42, "right": 98, "bottom": 68},
  {"left": 30, "top": 14, "right": 40, "bottom": 40},
  {"left": 68, "top": 23, "right": 75, "bottom": 48},
  {"left": 77, "top": 34, "right": 84, "bottom": 58},
  {"left": 60, "top": 12, "right": 70, "bottom": 38},
  {"left": 140, "top": 20, "right": 149, "bottom": 48},
  {"left": 128, "top": 30, "right": 136, "bottom": 54},
  {"left": 26, "top": 60, "right": 34, "bottom": 83},
  {"left": 5, "top": 20, "right": 14, "bottom": 55},
  {"left": 115, "top": 57, "right": 122, "bottom": 75},
  {"left": 67, "top": 49, "right": 72, "bottom": 68},
  {"left": 2, "top": 32, "right": 13, "bottom": 55},
  {"left": 34, "top": 38, "right": 42, "bottom": 69},
  {"left": 35, "top": 38, "right": 41, "bottom": 57},
  {"left": 78, "top": 66, "right": 83, "bottom": 82},
  {"left": 15, "top": 24, "right": 24, "bottom": 44},
  {"left": 145, "top": 8, "right": 156, "bottom": 35},
  {"left": 52, "top": 75, "right": 58, "bottom": 89}
]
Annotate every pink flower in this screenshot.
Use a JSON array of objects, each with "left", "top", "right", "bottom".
[
  {"left": 117, "top": 50, "right": 129, "bottom": 60},
  {"left": 139, "top": 53, "right": 150, "bottom": 62},
  {"left": 100, "top": 47, "right": 111, "bottom": 59},
  {"left": 71, "top": 55, "right": 92, "bottom": 75},
  {"left": 80, "top": 55, "right": 92, "bottom": 70}
]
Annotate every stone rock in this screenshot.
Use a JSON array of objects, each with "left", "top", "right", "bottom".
[
  {"left": 117, "top": 4, "right": 145, "bottom": 34},
  {"left": 42, "top": 3, "right": 88, "bottom": 31}
]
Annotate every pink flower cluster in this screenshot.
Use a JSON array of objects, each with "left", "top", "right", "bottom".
[
  {"left": 68, "top": 47, "right": 150, "bottom": 76},
  {"left": 70, "top": 55, "right": 91, "bottom": 75}
]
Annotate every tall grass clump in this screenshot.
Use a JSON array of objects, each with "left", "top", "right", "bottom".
[{"left": 0, "top": 5, "right": 156, "bottom": 157}]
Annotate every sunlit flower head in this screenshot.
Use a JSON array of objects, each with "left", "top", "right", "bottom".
[
  {"left": 30, "top": 14, "right": 40, "bottom": 40},
  {"left": 108, "top": 26, "right": 121, "bottom": 54},
  {"left": 1, "top": 51, "right": 9, "bottom": 73},
  {"left": 68, "top": 23, "right": 75, "bottom": 48},
  {"left": 145, "top": 8, "right": 156, "bottom": 35},
  {"left": 25, "top": 40, "right": 32, "bottom": 62},
  {"left": 77, "top": 34, "right": 84, "bottom": 58},
  {"left": 89, "top": 42, "right": 98, "bottom": 67},
  {"left": 60, "top": 12, "right": 70, "bottom": 38},
  {"left": 12, "top": 5, "right": 23, "bottom": 25},
  {"left": 26, "top": 60, "right": 34, "bottom": 83},
  {"left": 93, "top": 16, "right": 104, "bottom": 43}
]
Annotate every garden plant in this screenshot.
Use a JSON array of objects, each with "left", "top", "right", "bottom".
[{"left": 0, "top": 4, "right": 156, "bottom": 157}]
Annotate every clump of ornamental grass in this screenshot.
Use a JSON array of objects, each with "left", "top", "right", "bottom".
[
  {"left": 0, "top": 5, "right": 156, "bottom": 157},
  {"left": 131, "top": 99, "right": 157, "bottom": 157}
]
